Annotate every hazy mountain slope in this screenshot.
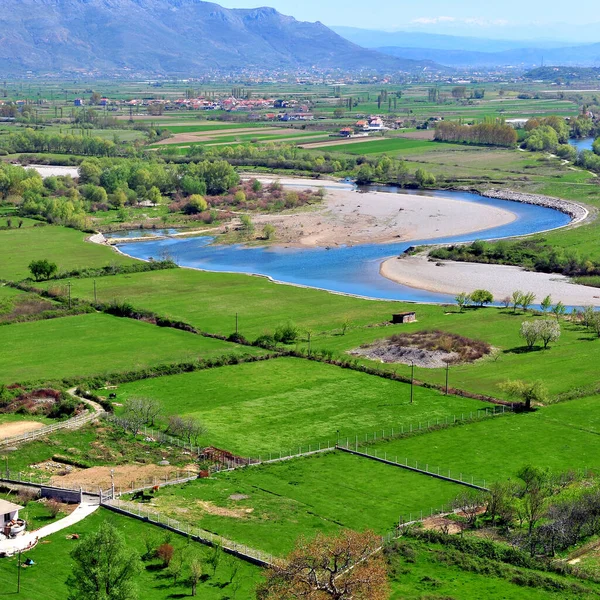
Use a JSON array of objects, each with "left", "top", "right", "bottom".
[
  {"left": 377, "top": 43, "right": 600, "bottom": 68},
  {"left": 0, "top": 0, "right": 443, "bottom": 74},
  {"left": 332, "top": 27, "right": 572, "bottom": 52}
]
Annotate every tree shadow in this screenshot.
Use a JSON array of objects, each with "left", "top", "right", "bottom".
[{"left": 503, "top": 346, "right": 544, "bottom": 355}]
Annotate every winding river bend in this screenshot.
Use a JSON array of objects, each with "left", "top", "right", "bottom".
[{"left": 117, "top": 188, "right": 571, "bottom": 304}]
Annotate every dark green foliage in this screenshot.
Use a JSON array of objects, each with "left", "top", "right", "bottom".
[
  {"left": 430, "top": 238, "right": 600, "bottom": 279},
  {"left": 28, "top": 259, "right": 58, "bottom": 281}
]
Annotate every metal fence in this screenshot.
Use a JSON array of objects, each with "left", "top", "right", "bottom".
[
  {"left": 0, "top": 409, "right": 104, "bottom": 448},
  {"left": 103, "top": 497, "right": 276, "bottom": 567}
]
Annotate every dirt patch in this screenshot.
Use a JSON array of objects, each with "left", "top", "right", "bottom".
[
  {"left": 0, "top": 421, "right": 45, "bottom": 440},
  {"left": 30, "top": 460, "right": 80, "bottom": 476},
  {"left": 421, "top": 516, "right": 465, "bottom": 535},
  {"left": 229, "top": 494, "right": 249, "bottom": 501},
  {"left": 196, "top": 500, "right": 253, "bottom": 519},
  {"left": 49, "top": 464, "right": 198, "bottom": 490},
  {"left": 397, "top": 130, "right": 436, "bottom": 140},
  {"left": 0, "top": 296, "right": 57, "bottom": 323},
  {"left": 349, "top": 330, "right": 491, "bottom": 368},
  {"left": 299, "top": 136, "right": 383, "bottom": 149}
]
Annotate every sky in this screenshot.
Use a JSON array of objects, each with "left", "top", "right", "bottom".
[{"left": 217, "top": 0, "right": 600, "bottom": 42}]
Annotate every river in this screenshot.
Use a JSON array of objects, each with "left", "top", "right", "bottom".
[{"left": 117, "top": 188, "right": 571, "bottom": 304}]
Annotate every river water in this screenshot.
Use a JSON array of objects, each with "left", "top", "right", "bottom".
[
  {"left": 117, "top": 188, "right": 571, "bottom": 303},
  {"left": 569, "top": 137, "right": 595, "bottom": 152}
]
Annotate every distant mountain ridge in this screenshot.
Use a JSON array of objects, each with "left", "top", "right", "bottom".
[
  {"left": 377, "top": 44, "right": 600, "bottom": 69},
  {"left": 0, "top": 0, "right": 443, "bottom": 75}
]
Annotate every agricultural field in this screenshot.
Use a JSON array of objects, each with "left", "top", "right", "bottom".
[
  {"left": 316, "top": 137, "right": 461, "bottom": 155},
  {"left": 122, "top": 452, "right": 465, "bottom": 555},
  {"left": 0, "top": 312, "right": 260, "bottom": 385},
  {"left": 110, "top": 357, "right": 489, "bottom": 455},
  {"left": 0, "top": 225, "right": 135, "bottom": 281},
  {"left": 367, "top": 394, "right": 600, "bottom": 483}
]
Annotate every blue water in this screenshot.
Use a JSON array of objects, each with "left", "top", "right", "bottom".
[
  {"left": 104, "top": 228, "right": 180, "bottom": 239},
  {"left": 569, "top": 137, "right": 595, "bottom": 152},
  {"left": 118, "top": 188, "right": 570, "bottom": 304}
]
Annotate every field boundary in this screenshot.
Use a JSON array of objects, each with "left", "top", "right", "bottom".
[
  {"left": 337, "top": 446, "right": 489, "bottom": 491},
  {"left": 102, "top": 497, "right": 275, "bottom": 567}
]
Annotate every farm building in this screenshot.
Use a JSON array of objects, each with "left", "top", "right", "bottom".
[{"left": 391, "top": 311, "right": 416, "bottom": 324}]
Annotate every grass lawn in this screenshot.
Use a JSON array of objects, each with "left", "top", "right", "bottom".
[
  {"left": 367, "top": 395, "right": 600, "bottom": 484},
  {"left": 50, "top": 267, "right": 600, "bottom": 401},
  {"left": 0, "top": 312, "right": 259, "bottom": 385},
  {"left": 0, "top": 225, "right": 135, "bottom": 281},
  {"left": 0, "top": 508, "right": 261, "bottom": 600},
  {"left": 111, "top": 357, "right": 490, "bottom": 455},
  {"left": 125, "top": 452, "right": 464, "bottom": 555},
  {"left": 44, "top": 267, "right": 401, "bottom": 338},
  {"left": 312, "top": 306, "right": 600, "bottom": 401}
]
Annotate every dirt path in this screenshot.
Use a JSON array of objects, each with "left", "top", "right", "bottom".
[
  {"left": 299, "top": 136, "right": 382, "bottom": 149},
  {"left": 0, "top": 421, "right": 45, "bottom": 440}
]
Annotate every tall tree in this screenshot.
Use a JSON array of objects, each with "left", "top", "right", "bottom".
[
  {"left": 258, "top": 530, "right": 388, "bottom": 600},
  {"left": 66, "top": 522, "right": 142, "bottom": 600}
]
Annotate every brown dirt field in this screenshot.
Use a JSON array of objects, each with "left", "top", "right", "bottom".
[
  {"left": 0, "top": 420, "right": 45, "bottom": 440},
  {"left": 49, "top": 464, "right": 198, "bottom": 490},
  {"left": 421, "top": 515, "right": 465, "bottom": 534},
  {"left": 397, "top": 130, "right": 436, "bottom": 140},
  {"left": 298, "top": 136, "right": 382, "bottom": 149},
  {"left": 195, "top": 500, "right": 253, "bottom": 519},
  {"left": 157, "top": 127, "right": 292, "bottom": 145}
]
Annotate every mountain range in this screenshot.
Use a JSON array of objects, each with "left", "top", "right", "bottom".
[
  {"left": 334, "top": 27, "right": 600, "bottom": 69},
  {"left": 0, "top": 0, "right": 441, "bottom": 75}
]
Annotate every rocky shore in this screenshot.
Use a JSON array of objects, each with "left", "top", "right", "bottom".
[{"left": 482, "top": 189, "right": 589, "bottom": 224}]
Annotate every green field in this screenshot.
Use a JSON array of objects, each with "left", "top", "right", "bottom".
[
  {"left": 0, "top": 312, "right": 258, "bottom": 385},
  {"left": 124, "top": 452, "right": 464, "bottom": 555},
  {"left": 322, "top": 137, "right": 458, "bottom": 155},
  {"left": 367, "top": 394, "right": 600, "bottom": 483},
  {"left": 111, "top": 357, "right": 490, "bottom": 455},
  {"left": 51, "top": 266, "right": 600, "bottom": 401},
  {"left": 0, "top": 225, "right": 135, "bottom": 281},
  {"left": 45, "top": 267, "right": 399, "bottom": 338},
  {"left": 0, "top": 508, "right": 261, "bottom": 600}
]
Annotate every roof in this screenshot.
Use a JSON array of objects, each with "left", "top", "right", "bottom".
[
  {"left": 0, "top": 499, "right": 23, "bottom": 513},
  {"left": 393, "top": 311, "right": 416, "bottom": 316}
]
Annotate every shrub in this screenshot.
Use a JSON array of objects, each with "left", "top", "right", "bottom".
[
  {"left": 157, "top": 543, "right": 174, "bottom": 567},
  {"left": 274, "top": 322, "right": 299, "bottom": 344}
]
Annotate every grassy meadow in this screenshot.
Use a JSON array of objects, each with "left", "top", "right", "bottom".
[
  {"left": 367, "top": 394, "right": 600, "bottom": 483},
  {"left": 124, "top": 452, "right": 464, "bottom": 555},
  {"left": 0, "top": 312, "right": 260, "bottom": 385},
  {"left": 110, "top": 357, "right": 490, "bottom": 455}
]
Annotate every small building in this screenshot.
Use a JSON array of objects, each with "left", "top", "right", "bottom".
[
  {"left": 73, "top": 98, "right": 84, "bottom": 107},
  {"left": 391, "top": 311, "right": 416, "bottom": 324},
  {"left": 339, "top": 127, "right": 353, "bottom": 137}
]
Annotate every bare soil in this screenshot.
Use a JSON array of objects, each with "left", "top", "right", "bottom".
[
  {"left": 421, "top": 515, "right": 465, "bottom": 535},
  {"left": 49, "top": 464, "right": 198, "bottom": 490},
  {"left": 349, "top": 330, "right": 491, "bottom": 368},
  {"left": 0, "top": 421, "right": 45, "bottom": 440}
]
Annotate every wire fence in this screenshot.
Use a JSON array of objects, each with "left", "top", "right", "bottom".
[
  {"left": 103, "top": 497, "right": 276, "bottom": 567},
  {"left": 334, "top": 404, "right": 510, "bottom": 452},
  {"left": 0, "top": 409, "right": 103, "bottom": 448},
  {"left": 338, "top": 446, "right": 488, "bottom": 490}
]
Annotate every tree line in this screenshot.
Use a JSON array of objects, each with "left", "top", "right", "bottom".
[{"left": 434, "top": 119, "right": 518, "bottom": 147}]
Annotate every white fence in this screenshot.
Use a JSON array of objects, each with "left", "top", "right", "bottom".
[
  {"left": 0, "top": 408, "right": 104, "bottom": 448},
  {"left": 103, "top": 497, "right": 276, "bottom": 567}
]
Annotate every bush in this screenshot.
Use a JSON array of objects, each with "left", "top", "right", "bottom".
[{"left": 274, "top": 322, "right": 299, "bottom": 344}]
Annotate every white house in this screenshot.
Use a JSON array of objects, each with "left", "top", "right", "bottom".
[{"left": 0, "top": 499, "right": 23, "bottom": 530}]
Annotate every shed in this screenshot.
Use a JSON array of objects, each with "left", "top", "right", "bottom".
[
  {"left": 0, "top": 499, "right": 23, "bottom": 524},
  {"left": 391, "top": 311, "right": 416, "bottom": 324}
]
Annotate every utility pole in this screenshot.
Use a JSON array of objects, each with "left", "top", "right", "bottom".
[
  {"left": 68, "top": 281, "right": 72, "bottom": 309},
  {"left": 235, "top": 312, "right": 238, "bottom": 335},
  {"left": 410, "top": 361, "right": 414, "bottom": 404},
  {"left": 445, "top": 361, "right": 449, "bottom": 395},
  {"left": 93, "top": 279, "right": 97, "bottom": 304},
  {"left": 17, "top": 550, "right": 21, "bottom": 592},
  {"left": 307, "top": 331, "right": 311, "bottom": 356}
]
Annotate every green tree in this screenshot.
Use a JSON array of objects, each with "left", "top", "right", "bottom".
[
  {"left": 500, "top": 379, "right": 548, "bottom": 410},
  {"left": 470, "top": 289, "right": 493, "bottom": 307},
  {"left": 540, "top": 295, "right": 552, "bottom": 313},
  {"left": 147, "top": 186, "right": 162, "bottom": 206},
  {"left": 240, "top": 214, "right": 254, "bottom": 235},
  {"left": 415, "top": 168, "right": 436, "bottom": 187},
  {"left": 262, "top": 223, "right": 276, "bottom": 240},
  {"left": 28, "top": 259, "right": 58, "bottom": 281},
  {"left": 66, "top": 522, "right": 142, "bottom": 600},
  {"left": 551, "top": 301, "right": 566, "bottom": 321},
  {"left": 455, "top": 292, "right": 471, "bottom": 312},
  {"left": 184, "top": 194, "right": 208, "bottom": 214}
]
